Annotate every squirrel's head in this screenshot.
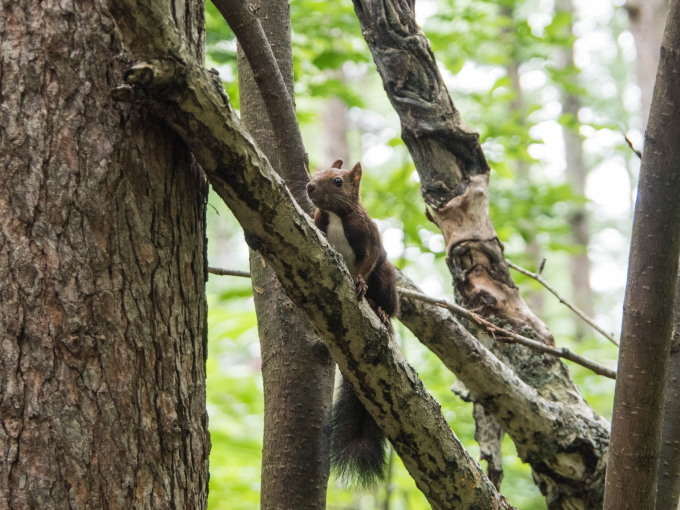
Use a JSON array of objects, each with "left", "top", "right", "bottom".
[{"left": 306, "top": 159, "right": 363, "bottom": 214}]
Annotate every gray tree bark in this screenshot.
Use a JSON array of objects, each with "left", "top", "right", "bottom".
[
  {"left": 0, "top": 1, "right": 209, "bottom": 509},
  {"left": 213, "top": 0, "right": 336, "bottom": 507},
  {"left": 604, "top": 2, "right": 680, "bottom": 507}
]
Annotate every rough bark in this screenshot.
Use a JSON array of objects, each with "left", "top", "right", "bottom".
[
  {"left": 604, "top": 3, "right": 680, "bottom": 508},
  {"left": 351, "top": 0, "right": 609, "bottom": 507},
  {"left": 0, "top": 1, "right": 209, "bottom": 509},
  {"left": 220, "top": 0, "right": 336, "bottom": 507},
  {"left": 110, "top": 8, "right": 513, "bottom": 505},
  {"left": 625, "top": 0, "right": 671, "bottom": 128},
  {"left": 657, "top": 268, "right": 680, "bottom": 510},
  {"left": 555, "top": 0, "right": 594, "bottom": 341},
  {"left": 395, "top": 274, "right": 610, "bottom": 510}
]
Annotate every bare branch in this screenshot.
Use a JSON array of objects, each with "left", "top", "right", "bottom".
[
  {"left": 398, "top": 288, "right": 616, "bottom": 379},
  {"left": 212, "top": 0, "right": 312, "bottom": 210},
  {"left": 208, "top": 266, "right": 251, "bottom": 278},
  {"left": 507, "top": 260, "right": 620, "bottom": 346},
  {"left": 208, "top": 264, "right": 616, "bottom": 377},
  {"left": 624, "top": 133, "right": 643, "bottom": 160}
]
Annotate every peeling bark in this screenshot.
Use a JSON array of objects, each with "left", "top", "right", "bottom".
[
  {"left": 0, "top": 1, "right": 209, "bottom": 509},
  {"left": 396, "top": 273, "right": 609, "bottom": 509},
  {"left": 351, "top": 0, "right": 609, "bottom": 506}
]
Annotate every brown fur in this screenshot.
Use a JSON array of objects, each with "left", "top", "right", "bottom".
[
  {"left": 306, "top": 159, "right": 400, "bottom": 486},
  {"left": 307, "top": 160, "right": 398, "bottom": 323}
]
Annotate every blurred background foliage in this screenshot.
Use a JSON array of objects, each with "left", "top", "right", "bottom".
[{"left": 204, "top": 0, "right": 638, "bottom": 508}]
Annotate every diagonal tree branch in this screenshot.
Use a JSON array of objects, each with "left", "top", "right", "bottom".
[
  {"left": 212, "top": 0, "right": 312, "bottom": 210},
  {"left": 110, "top": 4, "right": 511, "bottom": 507},
  {"left": 205, "top": 259, "right": 612, "bottom": 502},
  {"left": 395, "top": 274, "right": 610, "bottom": 498},
  {"left": 351, "top": 1, "right": 611, "bottom": 506},
  {"left": 205, "top": 265, "right": 616, "bottom": 377},
  {"left": 398, "top": 287, "right": 616, "bottom": 379}
]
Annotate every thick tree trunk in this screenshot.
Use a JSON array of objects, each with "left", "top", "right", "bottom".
[
  {"left": 604, "top": 3, "right": 680, "bottom": 508},
  {"left": 228, "top": 0, "right": 336, "bottom": 507},
  {"left": 0, "top": 1, "right": 209, "bottom": 509}
]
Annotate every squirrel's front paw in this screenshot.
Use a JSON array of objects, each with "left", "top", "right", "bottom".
[
  {"left": 354, "top": 276, "right": 368, "bottom": 299},
  {"left": 375, "top": 307, "right": 390, "bottom": 325}
]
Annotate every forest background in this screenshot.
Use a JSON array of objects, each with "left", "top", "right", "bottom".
[{"left": 205, "top": 0, "right": 644, "bottom": 508}]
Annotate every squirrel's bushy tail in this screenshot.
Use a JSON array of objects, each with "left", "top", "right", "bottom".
[{"left": 330, "top": 377, "right": 386, "bottom": 487}]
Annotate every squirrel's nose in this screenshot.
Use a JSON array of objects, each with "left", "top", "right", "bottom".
[{"left": 306, "top": 182, "right": 316, "bottom": 195}]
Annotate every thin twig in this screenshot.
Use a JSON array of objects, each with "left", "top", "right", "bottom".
[
  {"left": 207, "top": 264, "right": 616, "bottom": 378},
  {"left": 507, "top": 260, "right": 620, "bottom": 347},
  {"left": 624, "top": 134, "right": 643, "bottom": 160},
  {"left": 208, "top": 266, "right": 251, "bottom": 278},
  {"left": 398, "top": 288, "right": 617, "bottom": 379}
]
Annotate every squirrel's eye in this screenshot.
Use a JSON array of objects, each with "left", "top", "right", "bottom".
[{"left": 333, "top": 177, "right": 343, "bottom": 187}]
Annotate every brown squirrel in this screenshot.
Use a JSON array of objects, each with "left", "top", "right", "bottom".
[{"left": 306, "top": 159, "right": 399, "bottom": 486}]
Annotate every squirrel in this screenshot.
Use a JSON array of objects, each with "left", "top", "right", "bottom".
[{"left": 306, "top": 159, "right": 399, "bottom": 486}]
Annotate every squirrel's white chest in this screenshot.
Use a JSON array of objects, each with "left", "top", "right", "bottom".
[{"left": 326, "top": 213, "right": 356, "bottom": 273}]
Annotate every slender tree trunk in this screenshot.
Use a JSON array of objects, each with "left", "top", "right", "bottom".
[
  {"left": 625, "top": 2, "right": 679, "bottom": 507},
  {"left": 0, "top": 1, "right": 209, "bottom": 509},
  {"left": 657, "top": 268, "right": 680, "bottom": 510},
  {"left": 322, "top": 71, "right": 351, "bottom": 165},
  {"left": 502, "top": 6, "right": 545, "bottom": 317},
  {"left": 625, "top": 0, "right": 671, "bottom": 128},
  {"left": 555, "top": 0, "right": 594, "bottom": 341},
  {"left": 233, "top": 1, "right": 335, "bottom": 507},
  {"left": 604, "top": 3, "right": 680, "bottom": 508}
]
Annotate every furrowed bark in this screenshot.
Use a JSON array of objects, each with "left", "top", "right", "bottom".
[
  {"left": 228, "top": 0, "right": 335, "bottom": 507},
  {"left": 109, "top": 3, "right": 512, "bottom": 507},
  {"left": 604, "top": 4, "right": 680, "bottom": 506},
  {"left": 0, "top": 1, "right": 209, "bottom": 508},
  {"left": 351, "top": 0, "right": 609, "bottom": 507}
]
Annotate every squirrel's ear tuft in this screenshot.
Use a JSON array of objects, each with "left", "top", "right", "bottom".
[
  {"left": 348, "top": 162, "right": 363, "bottom": 185},
  {"left": 331, "top": 159, "right": 343, "bottom": 169}
]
